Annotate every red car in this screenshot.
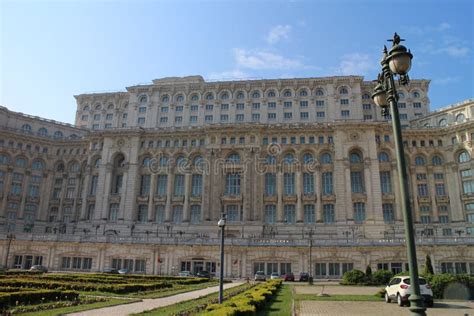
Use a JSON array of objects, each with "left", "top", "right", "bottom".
[{"left": 283, "top": 272, "right": 295, "bottom": 281}]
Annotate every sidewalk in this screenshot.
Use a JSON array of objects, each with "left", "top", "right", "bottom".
[{"left": 68, "top": 282, "right": 243, "bottom": 316}]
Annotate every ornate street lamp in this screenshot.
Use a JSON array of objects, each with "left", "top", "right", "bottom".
[
  {"left": 372, "top": 33, "right": 426, "bottom": 315},
  {"left": 218, "top": 214, "right": 226, "bottom": 304}
]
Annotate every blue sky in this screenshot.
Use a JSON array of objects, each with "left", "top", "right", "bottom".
[{"left": 1, "top": 0, "right": 473, "bottom": 124}]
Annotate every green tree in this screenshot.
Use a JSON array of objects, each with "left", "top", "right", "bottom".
[
  {"left": 365, "top": 265, "right": 372, "bottom": 278},
  {"left": 423, "top": 254, "right": 434, "bottom": 275}
]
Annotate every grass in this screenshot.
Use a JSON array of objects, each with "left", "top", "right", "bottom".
[
  {"left": 294, "top": 294, "right": 383, "bottom": 302},
  {"left": 256, "top": 284, "right": 293, "bottom": 316},
  {"left": 11, "top": 297, "right": 141, "bottom": 316},
  {"left": 136, "top": 283, "right": 253, "bottom": 316}
]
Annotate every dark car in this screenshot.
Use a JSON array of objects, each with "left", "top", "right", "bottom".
[
  {"left": 283, "top": 272, "right": 295, "bottom": 281},
  {"left": 299, "top": 272, "right": 309, "bottom": 282},
  {"left": 30, "top": 265, "right": 48, "bottom": 273},
  {"left": 196, "top": 270, "right": 211, "bottom": 278},
  {"left": 103, "top": 268, "right": 119, "bottom": 274}
]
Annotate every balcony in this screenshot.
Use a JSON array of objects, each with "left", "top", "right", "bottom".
[
  {"left": 172, "top": 195, "right": 185, "bottom": 203},
  {"left": 27, "top": 196, "right": 40, "bottom": 203},
  {"left": 8, "top": 193, "right": 22, "bottom": 201},
  {"left": 417, "top": 196, "right": 431, "bottom": 203},
  {"left": 435, "top": 195, "right": 450, "bottom": 203},
  {"left": 153, "top": 195, "right": 167, "bottom": 202},
  {"left": 189, "top": 195, "right": 202, "bottom": 202},
  {"left": 221, "top": 194, "right": 242, "bottom": 202},
  {"left": 263, "top": 194, "right": 277, "bottom": 202},
  {"left": 321, "top": 194, "right": 336, "bottom": 201},
  {"left": 282, "top": 194, "right": 297, "bottom": 203},
  {"left": 302, "top": 193, "right": 316, "bottom": 201},
  {"left": 136, "top": 195, "right": 149, "bottom": 203}
]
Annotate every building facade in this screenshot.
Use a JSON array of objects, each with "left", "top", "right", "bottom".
[{"left": 0, "top": 76, "right": 473, "bottom": 278}]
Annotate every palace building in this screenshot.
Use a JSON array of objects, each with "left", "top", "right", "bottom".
[{"left": 0, "top": 75, "right": 473, "bottom": 278}]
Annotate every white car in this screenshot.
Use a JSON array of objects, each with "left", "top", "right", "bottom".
[
  {"left": 270, "top": 272, "right": 280, "bottom": 279},
  {"left": 385, "top": 276, "right": 434, "bottom": 307},
  {"left": 178, "top": 271, "right": 192, "bottom": 277}
]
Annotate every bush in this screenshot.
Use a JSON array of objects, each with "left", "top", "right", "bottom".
[
  {"left": 0, "top": 289, "right": 79, "bottom": 309},
  {"left": 371, "top": 270, "right": 393, "bottom": 285},
  {"left": 422, "top": 255, "right": 434, "bottom": 276},
  {"left": 341, "top": 269, "right": 366, "bottom": 285},
  {"left": 425, "top": 273, "right": 474, "bottom": 299},
  {"left": 365, "top": 265, "right": 372, "bottom": 278}
]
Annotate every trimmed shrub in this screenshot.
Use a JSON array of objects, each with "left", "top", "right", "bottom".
[
  {"left": 422, "top": 255, "right": 434, "bottom": 276},
  {"left": 0, "top": 289, "right": 79, "bottom": 309},
  {"left": 424, "top": 273, "right": 474, "bottom": 299},
  {"left": 365, "top": 265, "right": 372, "bottom": 278},
  {"left": 372, "top": 270, "right": 393, "bottom": 285},
  {"left": 341, "top": 269, "right": 366, "bottom": 285}
]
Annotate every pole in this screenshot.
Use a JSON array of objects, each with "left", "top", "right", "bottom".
[
  {"left": 218, "top": 224, "right": 225, "bottom": 304},
  {"left": 382, "top": 52, "right": 426, "bottom": 315},
  {"left": 4, "top": 234, "right": 14, "bottom": 268}
]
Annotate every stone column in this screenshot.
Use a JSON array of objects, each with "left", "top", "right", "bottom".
[
  {"left": 409, "top": 167, "right": 420, "bottom": 222},
  {"left": 38, "top": 172, "right": 53, "bottom": 221},
  {"left": 277, "top": 169, "right": 283, "bottom": 222},
  {"left": 57, "top": 173, "right": 68, "bottom": 221},
  {"left": 392, "top": 164, "right": 403, "bottom": 222},
  {"left": 315, "top": 169, "right": 322, "bottom": 222},
  {"left": 446, "top": 163, "right": 463, "bottom": 221},
  {"left": 80, "top": 169, "right": 91, "bottom": 220},
  {"left": 148, "top": 174, "right": 157, "bottom": 222},
  {"left": 183, "top": 172, "right": 191, "bottom": 222},
  {"left": 427, "top": 166, "right": 438, "bottom": 220},
  {"left": 0, "top": 167, "right": 13, "bottom": 217},
  {"left": 165, "top": 168, "right": 174, "bottom": 222},
  {"left": 18, "top": 171, "right": 31, "bottom": 219},
  {"left": 100, "top": 165, "right": 113, "bottom": 220},
  {"left": 296, "top": 169, "right": 303, "bottom": 222}
]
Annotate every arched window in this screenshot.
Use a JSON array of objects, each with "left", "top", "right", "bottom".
[
  {"left": 283, "top": 153, "right": 295, "bottom": 164},
  {"left": 362, "top": 93, "right": 370, "bottom": 99},
  {"left": 161, "top": 95, "right": 169, "bottom": 103},
  {"left": 458, "top": 150, "right": 470, "bottom": 163},
  {"left": 456, "top": 113, "right": 465, "bottom": 122},
  {"left": 94, "top": 158, "right": 101, "bottom": 168},
  {"left": 159, "top": 156, "right": 169, "bottom": 167},
  {"left": 283, "top": 90, "right": 292, "bottom": 97},
  {"left": 70, "top": 134, "right": 78, "bottom": 139},
  {"left": 412, "top": 91, "right": 420, "bottom": 98},
  {"left": 303, "top": 153, "right": 314, "bottom": 164},
  {"left": 266, "top": 155, "right": 276, "bottom": 165},
  {"left": 205, "top": 93, "right": 214, "bottom": 100},
  {"left": 70, "top": 162, "right": 80, "bottom": 173},
  {"left": 438, "top": 118, "right": 447, "bottom": 127},
  {"left": 350, "top": 152, "right": 362, "bottom": 164},
  {"left": 56, "top": 163, "right": 65, "bottom": 172},
  {"left": 320, "top": 153, "right": 332, "bottom": 164},
  {"left": 54, "top": 131, "right": 63, "bottom": 139},
  {"left": 378, "top": 152, "right": 390, "bottom": 162},
  {"left": 95, "top": 103, "right": 102, "bottom": 110},
  {"left": 21, "top": 124, "right": 32, "bottom": 133},
  {"left": 176, "top": 155, "right": 187, "bottom": 167},
  {"left": 432, "top": 155, "right": 443, "bottom": 166},
  {"left": 15, "top": 157, "right": 27, "bottom": 168},
  {"left": 339, "top": 87, "right": 348, "bottom": 94},
  {"left": 123, "top": 103, "right": 129, "bottom": 109},
  {"left": 83, "top": 105, "right": 90, "bottom": 111},
  {"left": 220, "top": 92, "right": 229, "bottom": 100},
  {"left": 315, "top": 89, "right": 324, "bottom": 96},
  {"left": 38, "top": 128, "right": 48, "bottom": 136},
  {"left": 193, "top": 155, "right": 204, "bottom": 166},
  {"left": 236, "top": 91, "right": 245, "bottom": 99},
  {"left": 398, "top": 92, "right": 405, "bottom": 99},
  {"left": 143, "top": 157, "right": 152, "bottom": 167},
  {"left": 299, "top": 89, "right": 308, "bottom": 97},
  {"left": 251, "top": 91, "right": 260, "bottom": 98},
  {"left": 107, "top": 104, "right": 114, "bottom": 110},
  {"left": 415, "top": 155, "right": 426, "bottom": 166},
  {"left": 113, "top": 154, "right": 125, "bottom": 168},
  {"left": 176, "top": 95, "right": 184, "bottom": 102},
  {"left": 267, "top": 90, "right": 276, "bottom": 98},
  {"left": 0, "top": 154, "right": 9, "bottom": 165},
  {"left": 191, "top": 94, "right": 199, "bottom": 101},
  {"left": 32, "top": 160, "right": 44, "bottom": 170},
  {"left": 227, "top": 153, "right": 240, "bottom": 163}
]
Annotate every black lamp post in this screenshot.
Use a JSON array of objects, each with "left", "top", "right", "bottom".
[
  {"left": 4, "top": 233, "right": 15, "bottom": 269},
  {"left": 372, "top": 33, "right": 426, "bottom": 315},
  {"left": 218, "top": 214, "right": 226, "bottom": 304}
]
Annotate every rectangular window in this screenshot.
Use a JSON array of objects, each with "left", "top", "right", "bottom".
[
  {"left": 316, "top": 100, "right": 324, "bottom": 107},
  {"left": 340, "top": 99, "right": 349, "bottom": 105},
  {"left": 225, "top": 173, "right": 241, "bottom": 195},
  {"left": 363, "top": 104, "right": 371, "bottom": 110},
  {"left": 322, "top": 172, "right": 333, "bottom": 195},
  {"left": 284, "top": 204, "right": 296, "bottom": 224},
  {"left": 268, "top": 102, "right": 276, "bottom": 109},
  {"left": 461, "top": 169, "right": 472, "bottom": 178},
  {"left": 300, "top": 101, "right": 308, "bottom": 107},
  {"left": 413, "top": 102, "right": 422, "bottom": 108},
  {"left": 191, "top": 174, "right": 202, "bottom": 196},
  {"left": 252, "top": 113, "right": 260, "bottom": 122},
  {"left": 265, "top": 205, "right": 276, "bottom": 224},
  {"left": 380, "top": 171, "right": 392, "bottom": 193},
  {"left": 161, "top": 107, "right": 169, "bottom": 112},
  {"left": 462, "top": 180, "right": 474, "bottom": 194},
  {"left": 175, "top": 116, "right": 183, "bottom": 123},
  {"left": 398, "top": 103, "right": 406, "bottom": 109},
  {"left": 137, "top": 205, "right": 148, "bottom": 223},
  {"left": 81, "top": 114, "right": 89, "bottom": 121},
  {"left": 236, "top": 103, "right": 245, "bottom": 110},
  {"left": 220, "top": 104, "right": 229, "bottom": 110},
  {"left": 400, "top": 114, "right": 408, "bottom": 120},
  {"left": 364, "top": 114, "right": 373, "bottom": 120},
  {"left": 435, "top": 183, "right": 446, "bottom": 196},
  {"left": 109, "top": 203, "right": 119, "bottom": 221},
  {"left": 205, "top": 104, "right": 213, "bottom": 111},
  {"left": 236, "top": 114, "right": 244, "bottom": 121},
  {"left": 351, "top": 171, "right": 365, "bottom": 193},
  {"left": 265, "top": 173, "right": 276, "bottom": 196},
  {"left": 304, "top": 204, "right": 315, "bottom": 223},
  {"left": 172, "top": 205, "right": 183, "bottom": 224},
  {"left": 329, "top": 263, "right": 340, "bottom": 276},
  {"left": 190, "top": 205, "right": 201, "bottom": 224},
  {"left": 156, "top": 175, "right": 167, "bottom": 197},
  {"left": 354, "top": 202, "right": 366, "bottom": 223},
  {"left": 417, "top": 183, "right": 429, "bottom": 196},
  {"left": 89, "top": 175, "right": 98, "bottom": 196},
  {"left": 226, "top": 205, "right": 239, "bottom": 222},
  {"left": 138, "top": 117, "right": 146, "bottom": 125},
  {"left": 439, "top": 215, "right": 449, "bottom": 223},
  {"left": 174, "top": 174, "right": 185, "bottom": 196},
  {"left": 300, "top": 112, "right": 309, "bottom": 120},
  {"left": 252, "top": 102, "right": 260, "bottom": 109},
  {"left": 383, "top": 203, "right": 394, "bottom": 223},
  {"left": 190, "top": 116, "right": 197, "bottom": 123},
  {"left": 176, "top": 105, "right": 183, "bottom": 112},
  {"left": 303, "top": 173, "right": 314, "bottom": 194},
  {"left": 284, "top": 112, "right": 292, "bottom": 120},
  {"left": 155, "top": 205, "right": 165, "bottom": 223},
  {"left": 284, "top": 173, "right": 295, "bottom": 195},
  {"left": 323, "top": 204, "right": 335, "bottom": 223},
  {"left": 268, "top": 113, "right": 276, "bottom": 120},
  {"left": 341, "top": 110, "right": 350, "bottom": 117},
  {"left": 420, "top": 215, "right": 431, "bottom": 224},
  {"left": 284, "top": 101, "right": 292, "bottom": 108},
  {"left": 220, "top": 114, "right": 229, "bottom": 122},
  {"left": 315, "top": 263, "right": 326, "bottom": 277},
  {"left": 205, "top": 115, "right": 213, "bottom": 122},
  {"left": 190, "top": 105, "right": 198, "bottom": 111},
  {"left": 342, "top": 263, "right": 354, "bottom": 274},
  {"left": 94, "top": 114, "right": 101, "bottom": 120},
  {"left": 140, "top": 175, "right": 151, "bottom": 196},
  {"left": 316, "top": 112, "right": 325, "bottom": 119}
]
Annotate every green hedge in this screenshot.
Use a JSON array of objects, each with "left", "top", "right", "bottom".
[
  {"left": 341, "top": 269, "right": 393, "bottom": 286},
  {"left": 0, "top": 289, "right": 79, "bottom": 309},
  {"left": 203, "top": 280, "right": 282, "bottom": 315},
  {"left": 424, "top": 274, "right": 474, "bottom": 299}
]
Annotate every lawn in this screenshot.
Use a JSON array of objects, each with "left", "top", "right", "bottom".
[{"left": 256, "top": 284, "right": 293, "bottom": 316}]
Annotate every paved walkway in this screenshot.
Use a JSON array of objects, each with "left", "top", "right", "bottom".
[
  {"left": 68, "top": 282, "right": 243, "bottom": 316},
  {"left": 299, "top": 300, "right": 474, "bottom": 316},
  {"left": 294, "top": 285, "right": 382, "bottom": 295}
]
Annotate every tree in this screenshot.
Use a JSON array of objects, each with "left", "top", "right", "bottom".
[
  {"left": 423, "top": 254, "right": 434, "bottom": 275},
  {"left": 366, "top": 265, "right": 372, "bottom": 278}
]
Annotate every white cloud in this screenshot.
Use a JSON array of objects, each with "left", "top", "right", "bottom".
[
  {"left": 234, "top": 48, "right": 303, "bottom": 70},
  {"left": 207, "top": 69, "right": 250, "bottom": 81},
  {"left": 334, "top": 53, "right": 377, "bottom": 76},
  {"left": 420, "top": 36, "right": 470, "bottom": 58},
  {"left": 266, "top": 25, "right": 292, "bottom": 44},
  {"left": 432, "top": 76, "right": 460, "bottom": 85},
  {"left": 404, "top": 22, "right": 452, "bottom": 35},
  {"left": 437, "top": 22, "right": 451, "bottom": 31}
]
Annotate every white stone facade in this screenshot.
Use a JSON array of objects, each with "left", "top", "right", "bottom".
[{"left": 0, "top": 76, "right": 473, "bottom": 278}]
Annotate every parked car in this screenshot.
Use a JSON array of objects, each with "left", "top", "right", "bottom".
[
  {"left": 385, "top": 276, "right": 433, "bottom": 307},
  {"left": 196, "top": 270, "right": 211, "bottom": 278},
  {"left": 270, "top": 272, "right": 280, "bottom": 279},
  {"left": 178, "top": 271, "right": 192, "bottom": 277},
  {"left": 29, "top": 265, "right": 48, "bottom": 273},
  {"left": 254, "top": 271, "right": 266, "bottom": 281},
  {"left": 299, "top": 272, "right": 309, "bottom": 282},
  {"left": 118, "top": 268, "right": 131, "bottom": 274},
  {"left": 103, "top": 268, "right": 119, "bottom": 274},
  {"left": 283, "top": 272, "right": 295, "bottom": 281}
]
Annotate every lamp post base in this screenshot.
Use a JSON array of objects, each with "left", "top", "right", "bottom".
[{"left": 408, "top": 294, "right": 426, "bottom": 316}]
